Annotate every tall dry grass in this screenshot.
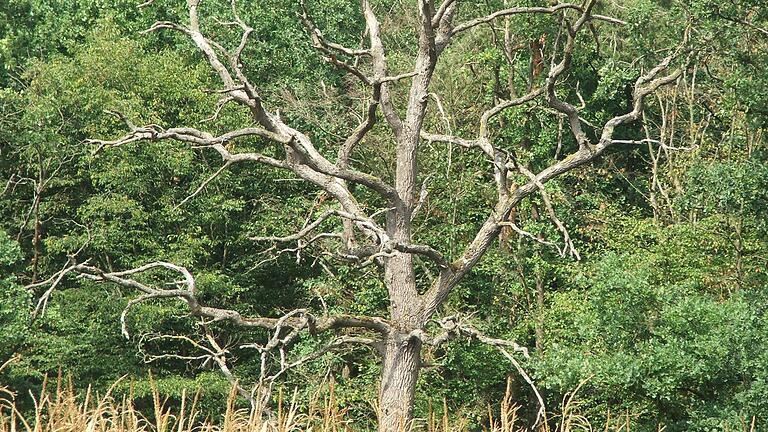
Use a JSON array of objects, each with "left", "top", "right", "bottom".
[{"left": 0, "top": 358, "right": 757, "bottom": 432}]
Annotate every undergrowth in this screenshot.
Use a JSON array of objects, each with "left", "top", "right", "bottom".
[{"left": 0, "top": 357, "right": 756, "bottom": 432}]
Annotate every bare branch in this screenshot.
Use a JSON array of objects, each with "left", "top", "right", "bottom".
[
  {"left": 544, "top": 3, "right": 598, "bottom": 151},
  {"left": 90, "top": 121, "right": 401, "bottom": 202},
  {"left": 140, "top": 1, "right": 278, "bottom": 130},
  {"left": 514, "top": 164, "right": 580, "bottom": 260},
  {"left": 452, "top": 3, "right": 625, "bottom": 37},
  {"left": 420, "top": 131, "right": 489, "bottom": 155},
  {"left": 141, "top": 331, "right": 258, "bottom": 408},
  {"left": 714, "top": 11, "right": 768, "bottom": 38},
  {"left": 336, "top": 69, "right": 418, "bottom": 166},
  {"left": 250, "top": 208, "right": 387, "bottom": 244},
  {"left": 378, "top": 71, "right": 419, "bottom": 84},
  {"left": 201, "top": 95, "right": 236, "bottom": 123},
  {"left": 422, "top": 85, "right": 544, "bottom": 161},
  {"left": 338, "top": 84, "right": 381, "bottom": 169},
  {"left": 249, "top": 206, "right": 449, "bottom": 269},
  {"left": 423, "top": 41, "right": 686, "bottom": 318},
  {"left": 174, "top": 161, "right": 232, "bottom": 210},
  {"left": 140, "top": 317, "right": 376, "bottom": 413},
  {"left": 598, "top": 62, "right": 685, "bottom": 149},
  {"left": 427, "top": 316, "right": 545, "bottom": 428},
  {"left": 264, "top": 335, "right": 376, "bottom": 383},
  {"left": 33, "top": 260, "right": 392, "bottom": 336},
  {"left": 300, "top": 0, "right": 372, "bottom": 85},
  {"left": 228, "top": 0, "right": 254, "bottom": 67},
  {"left": 142, "top": 19, "right": 240, "bottom": 91},
  {"left": 498, "top": 222, "right": 557, "bottom": 250},
  {"left": 391, "top": 242, "right": 450, "bottom": 269},
  {"left": 362, "top": 0, "right": 403, "bottom": 136},
  {"left": 300, "top": 0, "right": 371, "bottom": 57},
  {"left": 480, "top": 86, "right": 545, "bottom": 139},
  {"left": 29, "top": 260, "right": 84, "bottom": 319},
  {"left": 89, "top": 124, "right": 291, "bottom": 148},
  {"left": 432, "top": 0, "right": 458, "bottom": 28}
]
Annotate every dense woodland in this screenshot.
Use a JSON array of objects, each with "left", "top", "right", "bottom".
[{"left": 0, "top": 0, "right": 767, "bottom": 431}]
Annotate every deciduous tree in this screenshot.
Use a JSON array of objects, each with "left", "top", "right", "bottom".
[{"left": 32, "top": 1, "right": 689, "bottom": 430}]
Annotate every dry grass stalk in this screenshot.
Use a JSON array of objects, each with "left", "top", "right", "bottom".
[{"left": 0, "top": 369, "right": 757, "bottom": 432}]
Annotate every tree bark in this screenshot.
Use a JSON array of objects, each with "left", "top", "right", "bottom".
[
  {"left": 380, "top": 200, "right": 423, "bottom": 431},
  {"left": 378, "top": 330, "right": 422, "bottom": 432},
  {"left": 380, "top": 226, "right": 423, "bottom": 431}
]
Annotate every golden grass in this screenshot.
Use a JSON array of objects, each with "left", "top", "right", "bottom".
[{"left": 0, "top": 358, "right": 756, "bottom": 432}]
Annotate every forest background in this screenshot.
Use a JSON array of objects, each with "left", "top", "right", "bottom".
[{"left": 0, "top": 0, "right": 767, "bottom": 431}]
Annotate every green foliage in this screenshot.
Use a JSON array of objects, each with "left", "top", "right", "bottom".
[
  {"left": 1, "top": 0, "right": 767, "bottom": 430},
  {"left": 0, "top": 231, "right": 28, "bottom": 363},
  {"left": 535, "top": 221, "right": 768, "bottom": 431}
]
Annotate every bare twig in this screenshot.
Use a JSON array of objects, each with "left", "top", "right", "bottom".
[{"left": 427, "top": 316, "right": 545, "bottom": 428}]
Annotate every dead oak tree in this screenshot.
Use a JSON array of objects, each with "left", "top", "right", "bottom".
[{"left": 32, "top": 0, "right": 687, "bottom": 430}]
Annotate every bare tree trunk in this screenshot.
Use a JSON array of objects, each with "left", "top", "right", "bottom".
[
  {"left": 375, "top": 49, "right": 426, "bottom": 427},
  {"left": 379, "top": 208, "right": 423, "bottom": 431},
  {"left": 378, "top": 331, "right": 422, "bottom": 432}
]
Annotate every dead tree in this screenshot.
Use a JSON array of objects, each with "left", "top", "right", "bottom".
[{"left": 32, "top": 0, "right": 687, "bottom": 430}]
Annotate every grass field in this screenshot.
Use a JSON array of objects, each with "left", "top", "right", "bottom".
[{"left": 0, "top": 357, "right": 756, "bottom": 432}]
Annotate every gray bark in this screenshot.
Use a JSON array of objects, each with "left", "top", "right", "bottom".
[{"left": 379, "top": 331, "right": 422, "bottom": 431}]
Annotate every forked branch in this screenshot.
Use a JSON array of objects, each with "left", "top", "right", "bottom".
[
  {"left": 427, "top": 316, "right": 545, "bottom": 428},
  {"left": 422, "top": 34, "right": 688, "bottom": 318},
  {"left": 451, "top": 2, "right": 625, "bottom": 36},
  {"left": 31, "top": 260, "right": 391, "bottom": 337}
]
